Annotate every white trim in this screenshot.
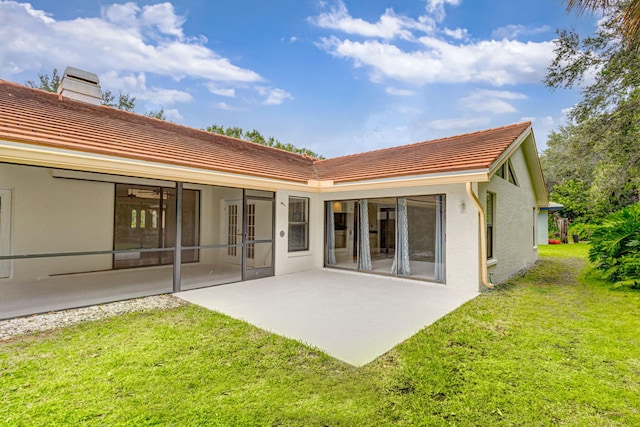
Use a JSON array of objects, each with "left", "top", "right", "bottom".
[{"left": 1, "top": 140, "right": 494, "bottom": 194}]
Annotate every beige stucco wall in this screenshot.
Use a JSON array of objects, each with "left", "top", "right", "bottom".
[
  {"left": 0, "top": 163, "right": 115, "bottom": 279},
  {"left": 0, "top": 165, "right": 251, "bottom": 281},
  {"left": 479, "top": 146, "right": 539, "bottom": 284},
  {"left": 275, "top": 184, "right": 481, "bottom": 292}
]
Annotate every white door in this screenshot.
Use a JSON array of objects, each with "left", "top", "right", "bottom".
[
  {"left": 224, "top": 200, "right": 242, "bottom": 265},
  {"left": 0, "top": 189, "right": 12, "bottom": 278}
]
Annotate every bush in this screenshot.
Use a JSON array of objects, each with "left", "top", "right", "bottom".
[
  {"left": 588, "top": 204, "right": 640, "bottom": 283},
  {"left": 569, "top": 222, "right": 595, "bottom": 241}
]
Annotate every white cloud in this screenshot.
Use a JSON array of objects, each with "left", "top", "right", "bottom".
[
  {"left": 214, "top": 101, "right": 244, "bottom": 111},
  {"left": 386, "top": 87, "right": 415, "bottom": 96},
  {"left": 257, "top": 86, "right": 294, "bottom": 105},
  {"left": 0, "top": 2, "right": 263, "bottom": 84},
  {"left": 139, "top": 2, "right": 185, "bottom": 38},
  {"left": 163, "top": 108, "right": 183, "bottom": 121},
  {"left": 206, "top": 83, "right": 236, "bottom": 97},
  {"left": 427, "top": 116, "right": 490, "bottom": 131},
  {"left": 442, "top": 27, "right": 468, "bottom": 40},
  {"left": 100, "top": 71, "right": 192, "bottom": 105},
  {"left": 318, "top": 36, "right": 555, "bottom": 86},
  {"left": 425, "top": 0, "right": 462, "bottom": 22},
  {"left": 491, "top": 24, "right": 551, "bottom": 40},
  {"left": 460, "top": 89, "right": 527, "bottom": 113},
  {"left": 309, "top": 0, "right": 435, "bottom": 40}
]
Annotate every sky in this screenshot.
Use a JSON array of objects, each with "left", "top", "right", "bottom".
[{"left": 0, "top": 0, "right": 600, "bottom": 158}]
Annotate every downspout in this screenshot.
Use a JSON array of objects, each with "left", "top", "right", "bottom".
[{"left": 465, "top": 182, "right": 494, "bottom": 289}]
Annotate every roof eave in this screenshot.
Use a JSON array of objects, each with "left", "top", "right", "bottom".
[
  {"left": 308, "top": 169, "right": 491, "bottom": 192},
  {"left": 0, "top": 139, "right": 314, "bottom": 192},
  {"left": 488, "top": 125, "right": 549, "bottom": 207}
]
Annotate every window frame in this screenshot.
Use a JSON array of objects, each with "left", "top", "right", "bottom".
[
  {"left": 486, "top": 192, "right": 495, "bottom": 260},
  {"left": 288, "top": 196, "right": 309, "bottom": 252}
]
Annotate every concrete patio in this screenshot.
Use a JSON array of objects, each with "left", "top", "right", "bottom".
[{"left": 176, "top": 269, "right": 478, "bottom": 366}]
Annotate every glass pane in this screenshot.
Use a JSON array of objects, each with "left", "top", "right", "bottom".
[
  {"left": 181, "top": 247, "right": 242, "bottom": 291},
  {"left": 288, "top": 223, "right": 308, "bottom": 251},
  {"left": 2, "top": 253, "right": 173, "bottom": 319},
  {"left": 367, "top": 198, "right": 396, "bottom": 275},
  {"left": 245, "top": 242, "right": 273, "bottom": 269},
  {"left": 247, "top": 198, "right": 272, "bottom": 241},
  {"left": 114, "top": 184, "right": 199, "bottom": 268},
  {"left": 326, "top": 196, "right": 446, "bottom": 283},
  {"left": 406, "top": 196, "right": 438, "bottom": 280},
  {"left": 329, "top": 200, "right": 358, "bottom": 270}
]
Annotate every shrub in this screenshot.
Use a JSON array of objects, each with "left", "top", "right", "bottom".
[
  {"left": 569, "top": 222, "right": 595, "bottom": 241},
  {"left": 588, "top": 204, "right": 640, "bottom": 283}
]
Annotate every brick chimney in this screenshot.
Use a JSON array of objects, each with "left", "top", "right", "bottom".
[{"left": 57, "top": 66, "right": 102, "bottom": 105}]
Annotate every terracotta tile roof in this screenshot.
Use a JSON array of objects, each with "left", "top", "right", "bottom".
[
  {"left": 0, "top": 80, "right": 315, "bottom": 183},
  {"left": 0, "top": 80, "right": 532, "bottom": 185},
  {"left": 314, "top": 122, "right": 532, "bottom": 183}
]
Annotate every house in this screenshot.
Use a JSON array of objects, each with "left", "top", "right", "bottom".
[
  {"left": 0, "top": 69, "right": 548, "bottom": 319},
  {"left": 538, "top": 202, "right": 564, "bottom": 244}
]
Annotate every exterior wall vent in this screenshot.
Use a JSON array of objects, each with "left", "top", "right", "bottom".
[{"left": 58, "top": 66, "right": 102, "bottom": 105}]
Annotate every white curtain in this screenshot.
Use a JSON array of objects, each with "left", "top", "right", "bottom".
[
  {"left": 326, "top": 202, "right": 336, "bottom": 265},
  {"left": 435, "top": 195, "right": 445, "bottom": 282},
  {"left": 392, "top": 198, "right": 410, "bottom": 275},
  {"left": 357, "top": 199, "right": 372, "bottom": 270}
]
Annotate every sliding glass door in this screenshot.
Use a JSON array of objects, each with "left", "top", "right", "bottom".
[{"left": 326, "top": 195, "right": 445, "bottom": 283}]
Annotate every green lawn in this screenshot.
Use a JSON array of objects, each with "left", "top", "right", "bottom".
[{"left": 2, "top": 242, "right": 639, "bottom": 426}]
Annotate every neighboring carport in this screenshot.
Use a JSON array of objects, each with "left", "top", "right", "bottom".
[{"left": 176, "top": 269, "right": 478, "bottom": 366}]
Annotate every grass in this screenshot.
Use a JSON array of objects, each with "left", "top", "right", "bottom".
[{"left": 2, "top": 242, "right": 639, "bottom": 426}]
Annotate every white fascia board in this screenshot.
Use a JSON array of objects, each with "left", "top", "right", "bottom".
[
  {"left": 1, "top": 139, "right": 491, "bottom": 194},
  {"left": 488, "top": 124, "right": 532, "bottom": 177},
  {"left": 0, "top": 140, "right": 313, "bottom": 192},
  {"left": 317, "top": 169, "right": 490, "bottom": 192}
]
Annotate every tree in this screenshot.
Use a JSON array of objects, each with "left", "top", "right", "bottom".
[
  {"left": 206, "top": 124, "right": 324, "bottom": 159},
  {"left": 26, "top": 69, "right": 137, "bottom": 112},
  {"left": 543, "top": 4, "right": 640, "bottom": 219},
  {"left": 564, "top": 0, "right": 640, "bottom": 46},
  {"left": 101, "top": 90, "right": 136, "bottom": 112},
  {"left": 146, "top": 108, "right": 167, "bottom": 121},
  {"left": 25, "top": 68, "right": 61, "bottom": 93}
]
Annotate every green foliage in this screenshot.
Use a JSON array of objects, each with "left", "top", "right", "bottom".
[
  {"left": 206, "top": 124, "right": 324, "bottom": 159},
  {"left": 588, "top": 203, "right": 640, "bottom": 283},
  {"left": 26, "top": 69, "right": 138, "bottom": 112},
  {"left": 101, "top": 90, "right": 136, "bottom": 112},
  {"left": 25, "top": 68, "right": 61, "bottom": 93},
  {"left": 568, "top": 222, "right": 595, "bottom": 241},
  {"left": 542, "top": 4, "right": 640, "bottom": 222},
  {"left": 146, "top": 107, "right": 166, "bottom": 120},
  {"left": 550, "top": 179, "right": 592, "bottom": 222}
]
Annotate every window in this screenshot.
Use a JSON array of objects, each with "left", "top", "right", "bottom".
[
  {"left": 325, "top": 195, "right": 446, "bottom": 282},
  {"left": 227, "top": 203, "right": 238, "bottom": 256},
  {"left": 533, "top": 207, "right": 537, "bottom": 247},
  {"left": 247, "top": 203, "right": 255, "bottom": 259},
  {"left": 288, "top": 197, "right": 309, "bottom": 252},
  {"left": 114, "top": 184, "right": 199, "bottom": 268},
  {"left": 486, "top": 192, "right": 495, "bottom": 259},
  {"left": 496, "top": 160, "right": 518, "bottom": 186}
]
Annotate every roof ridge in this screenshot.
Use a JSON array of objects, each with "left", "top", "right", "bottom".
[{"left": 313, "top": 121, "right": 532, "bottom": 164}]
